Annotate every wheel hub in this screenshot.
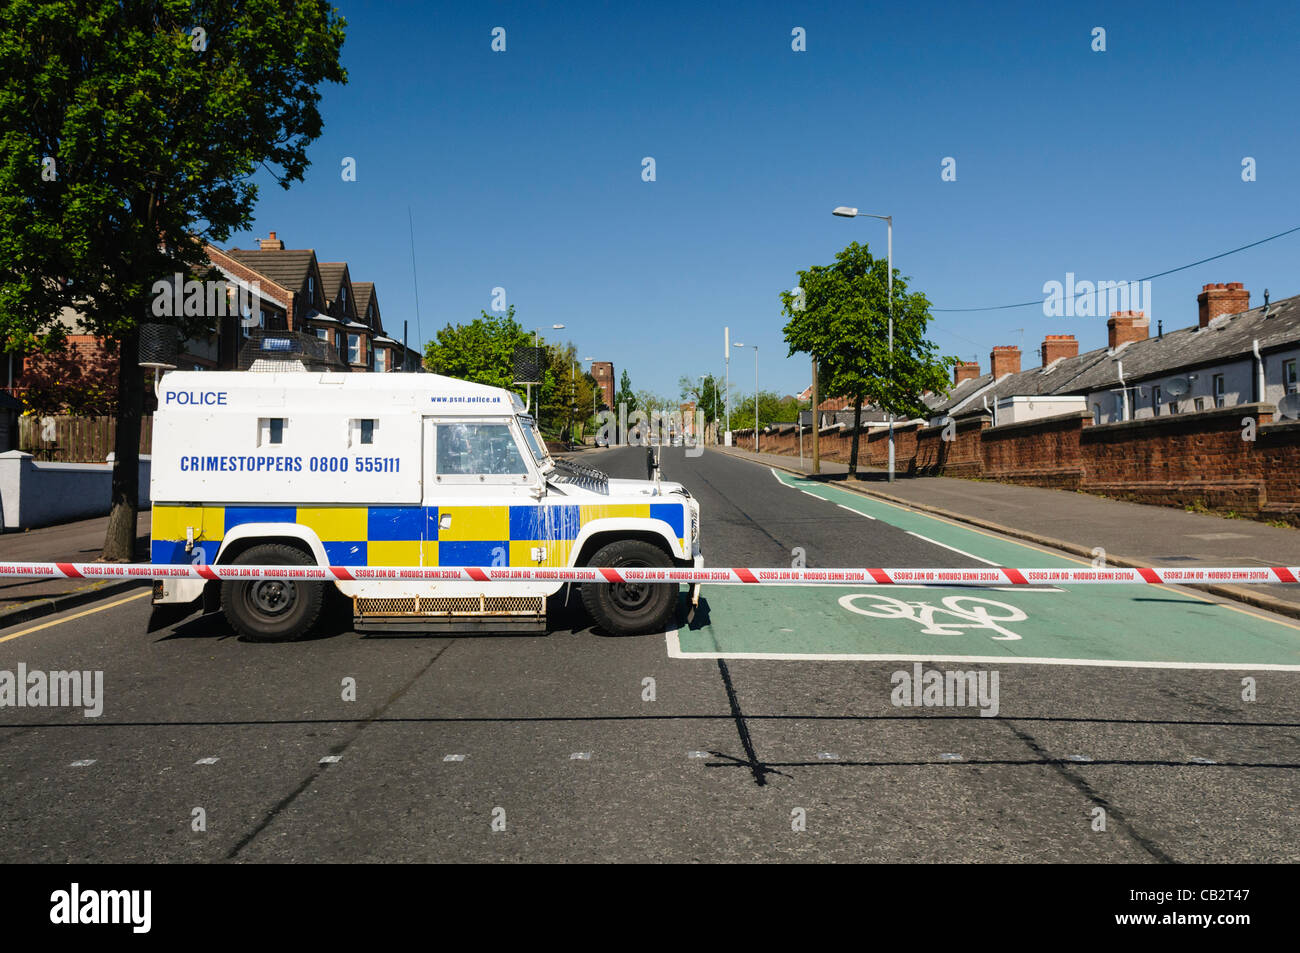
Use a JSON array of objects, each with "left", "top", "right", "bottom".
[{"left": 250, "top": 580, "right": 296, "bottom": 616}]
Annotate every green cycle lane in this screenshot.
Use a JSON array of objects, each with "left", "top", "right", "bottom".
[{"left": 671, "top": 468, "right": 1300, "bottom": 670}]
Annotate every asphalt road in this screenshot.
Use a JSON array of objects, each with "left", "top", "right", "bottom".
[{"left": 1, "top": 446, "right": 1297, "bottom": 863}]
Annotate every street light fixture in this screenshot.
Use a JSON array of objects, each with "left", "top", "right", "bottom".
[
  {"left": 833, "top": 206, "right": 894, "bottom": 483},
  {"left": 534, "top": 323, "right": 565, "bottom": 346},
  {"left": 733, "top": 342, "right": 759, "bottom": 452}
]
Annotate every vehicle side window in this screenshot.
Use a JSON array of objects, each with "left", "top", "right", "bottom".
[{"left": 436, "top": 423, "right": 527, "bottom": 475}]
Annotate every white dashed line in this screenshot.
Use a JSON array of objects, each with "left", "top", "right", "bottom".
[
  {"left": 1190, "top": 757, "right": 1218, "bottom": 765},
  {"left": 816, "top": 752, "right": 840, "bottom": 761},
  {"left": 687, "top": 751, "right": 709, "bottom": 759},
  {"left": 905, "top": 531, "right": 1000, "bottom": 566},
  {"left": 69, "top": 759, "right": 96, "bottom": 768},
  {"left": 569, "top": 752, "right": 592, "bottom": 760},
  {"left": 195, "top": 757, "right": 219, "bottom": 765},
  {"left": 443, "top": 754, "right": 466, "bottom": 762},
  {"left": 319, "top": 755, "right": 341, "bottom": 764},
  {"left": 837, "top": 504, "right": 876, "bottom": 519},
  {"left": 1066, "top": 755, "right": 1093, "bottom": 763},
  {"left": 939, "top": 753, "right": 963, "bottom": 761},
  {"left": 800, "top": 490, "right": 825, "bottom": 501}
]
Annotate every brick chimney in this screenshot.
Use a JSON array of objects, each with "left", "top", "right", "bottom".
[
  {"left": 1197, "top": 282, "right": 1249, "bottom": 327},
  {"left": 259, "top": 231, "right": 284, "bottom": 251},
  {"left": 953, "top": 361, "right": 980, "bottom": 386},
  {"left": 1040, "top": 334, "right": 1078, "bottom": 366},
  {"left": 1107, "top": 311, "right": 1149, "bottom": 349},
  {"left": 990, "top": 346, "right": 1020, "bottom": 378}
]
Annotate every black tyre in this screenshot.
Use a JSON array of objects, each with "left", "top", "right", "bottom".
[
  {"left": 220, "top": 543, "right": 325, "bottom": 642},
  {"left": 579, "top": 539, "right": 678, "bottom": 636}
]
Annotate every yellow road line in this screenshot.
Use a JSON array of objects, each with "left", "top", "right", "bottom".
[{"left": 0, "top": 591, "right": 152, "bottom": 645}]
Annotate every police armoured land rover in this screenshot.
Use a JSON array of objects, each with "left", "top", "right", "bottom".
[{"left": 150, "top": 371, "right": 702, "bottom": 640}]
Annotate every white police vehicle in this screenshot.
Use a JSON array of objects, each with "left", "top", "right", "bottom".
[{"left": 150, "top": 371, "right": 702, "bottom": 640}]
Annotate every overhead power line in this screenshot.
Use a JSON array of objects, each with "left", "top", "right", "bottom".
[{"left": 932, "top": 223, "right": 1300, "bottom": 313}]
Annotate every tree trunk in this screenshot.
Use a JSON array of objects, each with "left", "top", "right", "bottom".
[
  {"left": 102, "top": 327, "right": 143, "bottom": 561},
  {"left": 847, "top": 399, "right": 863, "bottom": 478}
]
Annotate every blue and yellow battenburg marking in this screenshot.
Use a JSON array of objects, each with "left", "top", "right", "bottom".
[{"left": 150, "top": 502, "right": 687, "bottom": 567}]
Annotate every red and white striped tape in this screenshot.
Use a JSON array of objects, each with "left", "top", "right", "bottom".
[{"left": 1, "top": 562, "right": 1298, "bottom": 586}]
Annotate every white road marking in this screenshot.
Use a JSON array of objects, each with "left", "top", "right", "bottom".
[
  {"left": 800, "top": 490, "right": 825, "bottom": 501},
  {"left": 195, "top": 757, "right": 219, "bottom": 765},
  {"left": 1067, "top": 755, "right": 1093, "bottom": 763},
  {"left": 940, "top": 753, "right": 963, "bottom": 761},
  {"left": 319, "top": 755, "right": 341, "bottom": 764},
  {"left": 663, "top": 629, "right": 1300, "bottom": 671},
  {"left": 1190, "top": 757, "right": 1218, "bottom": 765},
  {"left": 687, "top": 751, "right": 709, "bottom": 759},
  {"left": 569, "top": 752, "right": 592, "bottom": 760},
  {"left": 816, "top": 752, "right": 840, "bottom": 760},
  {"left": 905, "top": 531, "right": 1000, "bottom": 566},
  {"left": 70, "top": 759, "right": 96, "bottom": 767},
  {"left": 837, "top": 503, "right": 876, "bottom": 519},
  {"left": 443, "top": 754, "right": 466, "bottom": 762}
]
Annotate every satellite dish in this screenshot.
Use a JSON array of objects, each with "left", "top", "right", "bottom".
[
  {"left": 1278, "top": 393, "right": 1300, "bottom": 420},
  {"left": 1165, "top": 377, "right": 1191, "bottom": 398}
]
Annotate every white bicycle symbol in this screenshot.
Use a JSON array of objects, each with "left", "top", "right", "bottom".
[{"left": 838, "top": 592, "right": 1027, "bottom": 641}]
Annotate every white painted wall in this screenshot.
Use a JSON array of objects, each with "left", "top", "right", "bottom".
[
  {"left": 1087, "top": 353, "right": 1300, "bottom": 423},
  {"left": 995, "top": 395, "right": 1087, "bottom": 424},
  {"left": 0, "top": 452, "right": 151, "bottom": 531}
]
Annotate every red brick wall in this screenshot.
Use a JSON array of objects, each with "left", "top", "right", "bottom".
[{"left": 737, "top": 404, "right": 1300, "bottom": 525}]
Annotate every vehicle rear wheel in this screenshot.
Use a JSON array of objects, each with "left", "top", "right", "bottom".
[
  {"left": 579, "top": 539, "right": 678, "bottom": 636},
  {"left": 220, "top": 543, "right": 325, "bottom": 642}
]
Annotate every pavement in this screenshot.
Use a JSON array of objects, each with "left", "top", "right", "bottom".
[
  {"left": 1, "top": 445, "right": 1297, "bottom": 863},
  {"left": 720, "top": 445, "right": 1300, "bottom": 619},
  {"left": 0, "top": 513, "right": 152, "bottom": 626}
]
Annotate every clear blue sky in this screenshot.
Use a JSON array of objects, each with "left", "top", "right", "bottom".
[{"left": 229, "top": 0, "right": 1300, "bottom": 401}]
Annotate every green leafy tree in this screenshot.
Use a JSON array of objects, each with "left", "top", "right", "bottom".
[
  {"left": 781, "top": 241, "right": 954, "bottom": 477},
  {"left": 0, "top": 0, "right": 347, "bottom": 558},
  {"left": 424, "top": 307, "right": 532, "bottom": 392},
  {"left": 678, "top": 373, "right": 722, "bottom": 428},
  {"left": 615, "top": 368, "right": 636, "bottom": 413},
  {"left": 728, "top": 390, "right": 799, "bottom": 432}
]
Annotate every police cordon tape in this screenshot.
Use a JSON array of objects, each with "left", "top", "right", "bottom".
[{"left": 2, "top": 562, "right": 1299, "bottom": 586}]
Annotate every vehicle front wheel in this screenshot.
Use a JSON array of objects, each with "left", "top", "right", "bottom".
[
  {"left": 220, "top": 543, "right": 325, "bottom": 642},
  {"left": 579, "top": 539, "right": 678, "bottom": 636}
]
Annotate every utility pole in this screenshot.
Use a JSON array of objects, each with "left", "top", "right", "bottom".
[{"left": 812, "top": 356, "right": 819, "bottom": 474}]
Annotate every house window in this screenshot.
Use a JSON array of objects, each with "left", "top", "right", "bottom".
[
  {"left": 1213, "top": 374, "right": 1225, "bottom": 408},
  {"left": 360, "top": 419, "right": 375, "bottom": 444},
  {"left": 1285, "top": 359, "right": 1297, "bottom": 395},
  {"left": 367, "top": 340, "right": 373, "bottom": 369},
  {"left": 375, "top": 348, "right": 387, "bottom": 373},
  {"left": 1092, "top": 403, "right": 1101, "bottom": 425},
  {"left": 1194, "top": 397, "right": 1206, "bottom": 412},
  {"left": 315, "top": 328, "right": 328, "bottom": 341},
  {"left": 348, "top": 334, "right": 361, "bottom": 364},
  {"left": 1151, "top": 385, "right": 1162, "bottom": 416},
  {"left": 340, "top": 285, "right": 347, "bottom": 306},
  {"left": 307, "top": 275, "right": 314, "bottom": 301}
]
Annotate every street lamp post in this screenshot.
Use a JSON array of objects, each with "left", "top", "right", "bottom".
[
  {"left": 734, "top": 342, "right": 759, "bottom": 452},
  {"left": 833, "top": 206, "right": 893, "bottom": 482},
  {"left": 724, "top": 327, "right": 731, "bottom": 442}
]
